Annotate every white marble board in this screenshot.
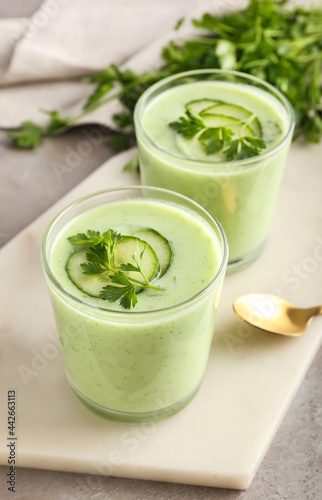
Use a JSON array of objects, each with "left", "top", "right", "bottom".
[{"left": 0, "top": 145, "right": 321, "bottom": 490}]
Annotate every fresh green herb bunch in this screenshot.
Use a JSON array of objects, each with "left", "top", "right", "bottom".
[{"left": 9, "top": 0, "right": 322, "bottom": 149}]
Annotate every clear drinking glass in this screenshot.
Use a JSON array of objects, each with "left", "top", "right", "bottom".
[
  {"left": 41, "top": 186, "right": 228, "bottom": 423},
  {"left": 134, "top": 69, "right": 295, "bottom": 272}
]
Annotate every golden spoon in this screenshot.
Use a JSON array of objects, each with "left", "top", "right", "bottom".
[{"left": 233, "top": 294, "right": 322, "bottom": 337}]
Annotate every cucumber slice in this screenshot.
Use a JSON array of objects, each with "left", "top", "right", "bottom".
[
  {"left": 201, "top": 103, "right": 262, "bottom": 137},
  {"left": 66, "top": 236, "right": 160, "bottom": 298},
  {"left": 131, "top": 228, "right": 172, "bottom": 277},
  {"left": 201, "top": 114, "right": 255, "bottom": 137},
  {"left": 201, "top": 103, "right": 251, "bottom": 119},
  {"left": 185, "top": 99, "right": 223, "bottom": 115}
]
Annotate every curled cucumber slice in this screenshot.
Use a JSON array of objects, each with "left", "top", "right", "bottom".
[
  {"left": 201, "top": 114, "right": 256, "bottom": 137},
  {"left": 130, "top": 228, "right": 172, "bottom": 277},
  {"left": 185, "top": 98, "right": 223, "bottom": 115},
  {"left": 66, "top": 236, "right": 160, "bottom": 298},
  {"left": 201, "top": 103, "right": 262, "bottom": 137}
]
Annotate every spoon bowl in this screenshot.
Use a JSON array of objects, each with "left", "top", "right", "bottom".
[{"left": 233, "top": 294, "right": 322, "bottom": 336}]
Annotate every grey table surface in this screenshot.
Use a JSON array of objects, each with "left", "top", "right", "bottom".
[{"left": 0, "top": 1, "right": 321, "bottom": 499}]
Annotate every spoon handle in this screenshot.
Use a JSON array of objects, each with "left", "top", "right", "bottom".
[{"left": 306, "top": 305, "right": 322, "bottom": 317}]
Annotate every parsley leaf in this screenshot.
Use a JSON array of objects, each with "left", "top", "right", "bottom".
[
  {"left": 109, "top": 271, "right": 134, "bottom": 287},
  {"left": 9, "top": 121, "right": 43, "bottom": 149},
  {"left": 223, "top": 139, "right": 239, "bottom": 160},
  {"left": 81, "top": 261, "right": 107, "bottom": 275},
  {"left": 121, "top": 288, "right": 138, "bottom": 309},
  {"left": 42, "top": 110, "right": 71, "bottom": 134},
  {"left": 198, "top": 127, "right": 234, "bottom": 154},
  {"left": 100, "top": 276, "right": 138, "bottom": 309},
  {"left": 83, "top": 82, "right": 114, "bottom": 110},
  {"left": 174, "top": 17, "right": 185, "bottom": 31},
  {"left": 108, "top": 134, "right": 132, "bottom": 152},
  {"left": 112, "top": 112, "right": 133, "bottom": 129},
  {"left": 244, "top": 136, "right": 266, "bottom": 150},
  {"left": 83, "top": 64, "right": 120, "bottom": 84},
  {"left": 169, "top": 109, "right": 205, "bottom": 138},
  {"left": 67, "top": 230, "right": 103, "bottom": 246},
  {"left": 123, "top": 155, "right": 140, "bottom": 173},
  {"left": 224, "top": 136, "right": 266, "bottom": 160},
  {"left": 120, "top": 262, "right": 140, "bottom": 272}
]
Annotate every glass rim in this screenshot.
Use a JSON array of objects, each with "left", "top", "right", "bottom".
[
  {"left": 41, "top": 185, "right": 229, "bottom": 316},
  {"left": 134, "top": 69, "right": 295, "bottom": 169}
]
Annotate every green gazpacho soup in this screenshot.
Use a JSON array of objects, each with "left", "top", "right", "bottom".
[
  {"left": 135, "top": 72, "right": 294, "bottom": 268},
  {"left": 45, "top": 194, "right": 226, "bottom": 421}
]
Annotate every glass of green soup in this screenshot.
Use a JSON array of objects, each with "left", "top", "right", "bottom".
[
  {"left": 41, "top": 187, "right": 228, "bottom": 423},
  {"left": 134, "top": 70, "right": 295, "bottom": 272}
]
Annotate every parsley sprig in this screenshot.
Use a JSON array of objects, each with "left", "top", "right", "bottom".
[
  {"left": 7, "top": 0, "right": 322, "bottom": 149},
  {"left": 68, "top": 229, "right": 163, "bottom": 309},
  {"left": 224, "top": 136, "right": 266, "bottom": 160},
  {"left": 169, "top": 109, "right": 205, "bottom": 138},
  {"left": 169, "top": 111, "right": 266, "bottom": 160},
  {"left": 68, "top": 229, "right": 122, "bottom": 275}
]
